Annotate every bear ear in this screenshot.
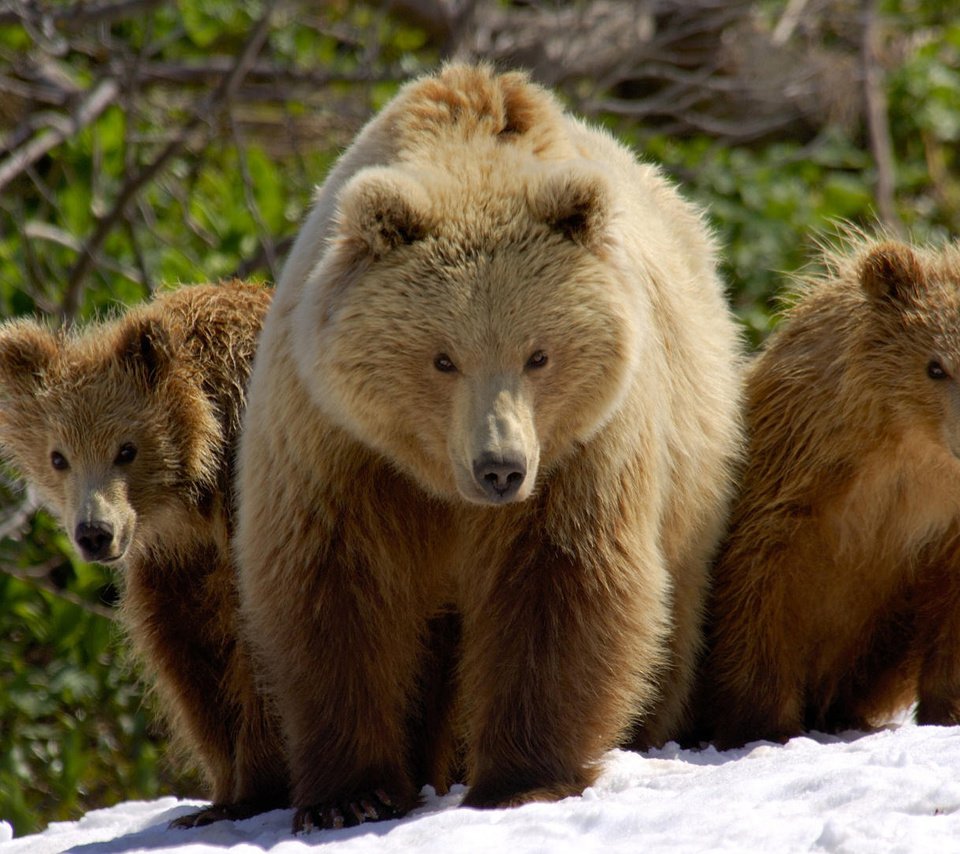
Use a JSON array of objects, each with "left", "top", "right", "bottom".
[
  {"left": 337, "top": 168, "right": 433, "bottom": 261},
  {"left": 0, "top": 320, "right": 57, "bottom": 395},
  {"left": 860, "top": 242, "right": 925, "bottom": 305},
  {"left": 529, "top": 167, "right": 609, "bottom": 250},
  {"left": 116, "top": 316, "right": 173, "bottom": 388}
]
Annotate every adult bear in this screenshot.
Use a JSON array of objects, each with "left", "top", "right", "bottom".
[{"left": 235, "top": 63, "right": 743, "bottom": 832}]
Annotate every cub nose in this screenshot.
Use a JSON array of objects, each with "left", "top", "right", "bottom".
[
  {"left": 473, "top": 453, "right": 526, "bottom": 502},
  {"left": 75, "top": 521, "right": 115, "bottom": 561}
]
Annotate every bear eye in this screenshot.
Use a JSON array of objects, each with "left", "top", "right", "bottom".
[
  {"left": 50, "top": 451, "right": 69, "bottom": 471},
  {"left": 526, "top": 350, "right": 548, "bottom": 370},
  {"left": 928, "top": 360, "right": 950, "bottom": 381},
  {"left": 114, "top": 443, "right": 138, "bottom": 465},
  {"left": 434, "top": 353, "right": 458, "bottom": 373}
]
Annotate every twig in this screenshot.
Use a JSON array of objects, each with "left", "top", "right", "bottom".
[
  {"left": 0, "top": 491, "right": 40, "bottom": 542},
  {"left": 59, "top": 3, "right": 277, "bottom": 320},
  {"left": 921, "top": 129, "right": 960, "bottom": 232},
  {"left": 228, "top": 106, "right": 278, "bottom": 281},
  {"left": 116, "top": 58, "right": 397, "bottom": 89},
  {"left": 0, "top": 559, "right": 118, "bottom": 620},
  {"left": 24, "top": 220, "right": 144, "bottom": 285},
  {"left": 861, "top": 0, "right": 905, "bottom": 236},
  {"left": 234, "top": 235, "right": 294, "bottom": 280},
  {"left": 0, "top": 0, "right": 166, "bottom": 29},
  {"left": 0, "top": 491, "right": 116, "bottom": 619},
  {"left": 0, "top": 77, "right": 119, "bottom": 192},
  {"left": 772, "top": 0, "right": 810, "bottom": 45}
]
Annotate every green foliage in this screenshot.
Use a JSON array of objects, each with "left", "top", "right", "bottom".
[
  {"left": 636, "top": 131, "right": 875, "bottom": 344},
  {"left": 179, "top": 0, "right": 262, "bottom": 48},
  {"left": 0, "top": 508, "right": 200, "bottom": 837}
]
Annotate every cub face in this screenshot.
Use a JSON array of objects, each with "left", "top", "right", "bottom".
[
  {"left": 0, "top": 315, "right": 219, "bottom": 564},
  {"left": 859, "top": 242, "right": 960, "bottom": 460},
  {"left": 294, "top": 163, "right": 643, "bottom": 505}
]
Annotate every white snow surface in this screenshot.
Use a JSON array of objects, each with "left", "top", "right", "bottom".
[{"left": 5, "top": 724, "right": 960, "bottom": 853}]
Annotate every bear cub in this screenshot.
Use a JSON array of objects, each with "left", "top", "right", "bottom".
[
  {"left": 0, "top": 281, "right": 286, "bottom": 826},
  {"left": 699, "top": 237, "right": 960, "bottom": 748}
]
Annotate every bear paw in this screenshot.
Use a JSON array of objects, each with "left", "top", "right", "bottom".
[
  {"left": 462, "top": 779, "right": 585, "bottom": 809},
  {"left": 293, "top": 789, "right": 410, "bottom": 833},
  {"left": 169, "top": 800, "right": 273, "bottom": 829},
  {"left": 916, "top": 697, "right": 960, "bottom": 727}
]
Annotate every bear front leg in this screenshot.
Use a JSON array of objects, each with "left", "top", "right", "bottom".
[
  {"left": 122, "top": 555, "right": 239, "bottom": 809},
  {"left": 914, "top": 557, "right": 960, "bottom": 726},
  {"left": 459, "top": 530, "right": 669, "bottom": 809},
  {"left": 226, "top": 650, "right": 289, "bottom": 814},
  {"left": 240, "top": 531, "right": 428, "bottom": 833},
  {"left": 698, "top": 537, "right": 809, "bottom": 749}
]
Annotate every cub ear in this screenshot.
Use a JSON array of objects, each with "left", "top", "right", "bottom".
[
  {"left": 337, "top": 168, "right": 433, "bottom": 261},
  {"left": 116, "top": 315, "right": 173, "bottom": 388},
  {"left": 0, "top": 320, "right": 57, "bottom": 394},
  {"left": 860, "top": 242, "right": 925, "bottom": 304},
  {"left": 528, "top": 166, "right": 610, "bottom": 250}
]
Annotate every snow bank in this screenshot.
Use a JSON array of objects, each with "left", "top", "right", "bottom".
[{"left": 4, "top": 724, "right": 960, "bottom": 853}]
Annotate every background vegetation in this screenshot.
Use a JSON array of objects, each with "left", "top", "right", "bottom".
[{"left": 0, "top": 0, "right": 957, "bottom": 837}]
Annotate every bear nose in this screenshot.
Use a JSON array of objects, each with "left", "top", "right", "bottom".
[
  {"left": 473, "top": 453, "right": 526, "bottom": 502},
  {"left": 75, "top": 521, "right": 115, "bottom": 561}
]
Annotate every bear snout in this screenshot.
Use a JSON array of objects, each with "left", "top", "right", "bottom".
[
  {"left": 472, "top": 452, "right": 527, "bottom": 502},
  {"left": 74, "top": 520, "right": 116, "bottom": 562}
]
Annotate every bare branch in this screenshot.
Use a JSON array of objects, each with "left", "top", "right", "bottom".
[
  {"left": 0, "top": 490, "right": 116, "bottom": 619},
  {"left": 0, "top": 0, "right": 167, "bottom": 30},
  {"left": 0, "top": 490, "right": 40, "bottom": 542},
  {"left": 0, "top": 558, "right": 118, "bottom": 620},
  {"left": 228, "top": 106, "right": 278, "bottom": 282},
  {"left": 60, "top": 3, "right": 278, "bottom": 319},
  {"left": 772, "top": 0, "right": 811, "bottom": 46},
  {"left": 24, "top": 220, "right": 144, "bottom": 285},
  {"left": 0, "top": 77, "right": 119, "bottom": 191},
  {"left": 114, "top": 58, "right": 399, "bottom": 91},
  {"left": 861, "top": 0, "right": 905, "bottom": 236}
]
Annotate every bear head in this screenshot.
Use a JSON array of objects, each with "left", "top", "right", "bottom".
[
  {"left": 293, "top": 159, "right": 643, "bottom": 506},
  {"left": 0, "top": 312, "right": 221, "bottom": 564},
  {"left": 858, "top": 240, "right": 960, "bottom": 459}
]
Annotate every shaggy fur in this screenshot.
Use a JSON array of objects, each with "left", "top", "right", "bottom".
[
  {"left": 235, "top": 63, "right": 744, "bottom": 832},
  {"left": 698, "top": 236, "right": 960, "bottom": 749},
  {"left": 0, "top": 282, "right": 287, "bottom": 826}
]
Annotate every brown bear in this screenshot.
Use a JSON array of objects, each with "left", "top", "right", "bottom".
[
  {"left": 699, "top": 236, "right": 960, "bottom": 749},
  {"left": 0, "top": 281, "right": 287, "bottom": 826},
  {"left": 235, "top": 63, "right": 744, "bottom": 832}
]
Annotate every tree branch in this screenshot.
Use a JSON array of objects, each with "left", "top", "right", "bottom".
[
  {"left": 59, "top": 3, "right": 277, "bottom": 319},
  {"left": 0, "top": 77, "right": 119, "bottom": 191},
  {"left": 1, "top": 558, "right": 118, "bottom": 620},
  {"left": 228, "top": 106, "right": 278, "bottom": 281},
  {"left": 861, "top": 0, "right": 905, "bottom": 236},
  {"left": 0, "top": 0, "right": 167, "bottom": 30}
]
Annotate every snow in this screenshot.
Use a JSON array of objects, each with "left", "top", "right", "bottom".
[{"left": 5, "top": 724, "right": 960, "bottom": 854}]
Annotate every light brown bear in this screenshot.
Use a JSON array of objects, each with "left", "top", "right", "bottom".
[
  {"left": 235, "top": 63, "right": 743, "bottom": 831},
  {"left": 699, "top": 237, "right": 960, "bottom": 749},
  {"left": 0, "top": 282, "right": 287, "bottom": 826}
]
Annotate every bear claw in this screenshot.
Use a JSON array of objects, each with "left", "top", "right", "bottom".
[
  {"left": 169, "top": 801, "right": 271, "bottom": 829},
  {"left": 293, "top": 789, "right": 406, "bottom": 833}
]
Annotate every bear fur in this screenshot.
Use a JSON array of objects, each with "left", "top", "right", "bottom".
[
  {"left": 235, "top": 63, "right": 743, "bottom": 831},
  {"left": 0, "top": 281, "right": 287, "bottom": 826},
  {"left": 699, "top": 236, "right": 960, "bottom": 749}
]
